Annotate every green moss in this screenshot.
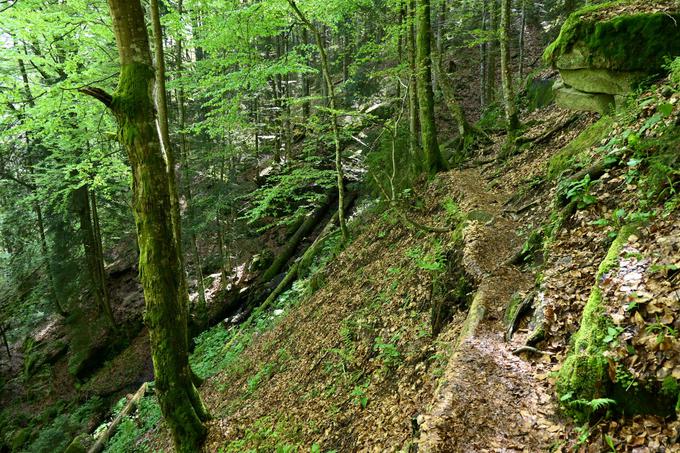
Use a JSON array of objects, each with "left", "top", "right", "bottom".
[
  {"left": 111, "top": 63, "right": 155, "bottom": 145},
  {"left": 556, "top": 225, "right": 635, "bottom": 415},
  {"left": 504, "top": 293, "right": 524, "bottom": 328},
  {"left": 547, "top": 116, "right": 614, "bottom": 179},
  {"left": 545, "top": 5, "right": 680, "bottom": 72}
]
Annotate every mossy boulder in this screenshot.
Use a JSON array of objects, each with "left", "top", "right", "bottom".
[{"left": 545, "top": 2, "right": 680, "bottom": 111}]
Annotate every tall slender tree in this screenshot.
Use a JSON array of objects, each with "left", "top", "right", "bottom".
[
  {"left": 81, "top": 0, "right": 209, "bottom": 450},
  {"left": 416, "top": 0, "right": 447, "bottom": 173},
  {"left": 287, "top": 0, "right": 349, "bottom": 241},
  {"left": 500, "top": 0, "right": 519, "bottom": 138}
]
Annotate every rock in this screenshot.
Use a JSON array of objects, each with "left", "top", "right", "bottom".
[
  {"left": 554, "top": 80, "right": 614, "bottom": 114},
  {"left": 64, "top": 434, "right": 93, "bottom": 453},
  {"left": 545, "top": 4, "right": 680, "bottom": 112},
  {"left": 560, "top": 68, "right": 646, "bottom": 95}
]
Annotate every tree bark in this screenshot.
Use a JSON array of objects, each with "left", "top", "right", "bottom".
[
  {"left": 485, "top": 0, "right": 498, "bottom": 105},
  {"left": 500, "top": 0, "right": 519, "bottom": 136},
  {"left": 416, "top": 0, "right": 446, "bottom": 173},
  {"left": 407, "top": 0, "right": 422, "bottom": 171},
  {"left": 84, "top": 1, "right": 209, "bottom": 450}
]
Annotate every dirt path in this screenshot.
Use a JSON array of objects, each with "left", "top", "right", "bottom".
[{"left": 418, "top": 168, "right": 560, "bottom": 452}]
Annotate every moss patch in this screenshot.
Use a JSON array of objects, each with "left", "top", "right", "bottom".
[
  {"left": 547, "top": 115, "right": 614, "bottom": 179},
  {"left": 556, "top": 225, "right": 635, "bottom": 414}
]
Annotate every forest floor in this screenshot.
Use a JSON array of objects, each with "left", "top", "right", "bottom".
[
  {"left": 5, "top": 76, "right": 679, "bottom": 453},
  {"left": 140, "top": 79, "right": 680, "bottom": 451}
]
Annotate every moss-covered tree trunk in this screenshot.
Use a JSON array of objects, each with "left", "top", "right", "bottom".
[
  {"left": 407, "top": 0, "right": 422, "bottom": 172},
  {"left": 84, "top": 0, "right": 209, "bottom": 451},
  {"left": 485, "top": 0, "right": 498, "bottom": 105},
  {"left": 500, "top": 0, "right": 519, "bottom": 136},
  {"left": 415, "top": 0, "right": 446, "bottom": 174}
]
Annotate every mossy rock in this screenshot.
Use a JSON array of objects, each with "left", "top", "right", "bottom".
[
  {"left": 64, "top": 433, "right": 92, "bottom": 453},
  {"left": 545, "top": 4, "right": 680, "bottom": 72},
  {"left": 554, "top": 82, "right": 614, "bottom": 114},
  {"left": 560, "top": 68, "right": 647, "bottom": 95}
]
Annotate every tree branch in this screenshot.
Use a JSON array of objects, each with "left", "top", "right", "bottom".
[{"left": 79, "top": 86, "right": 113, "bottom": 108}]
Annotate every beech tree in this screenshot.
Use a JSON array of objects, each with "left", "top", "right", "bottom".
[{"left": 81, "top": 0, "right": 209, "bottom": 450}]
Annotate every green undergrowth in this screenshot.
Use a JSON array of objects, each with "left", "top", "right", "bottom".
[
  {"left": 102, "top": 392, "right": 162, "bottom": 453},
  {"left": 544, "top": 2, "right": 680, "bottom": 71},
  {"left": 1, "top": 396, "right": 105, "bottom": 453},
  {"left": 218, "top": 415, "right": 308, "bottom": 453}
]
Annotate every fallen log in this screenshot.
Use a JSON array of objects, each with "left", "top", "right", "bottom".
[
  {"left": 221, "top": 193, "right": 357, "bottom": 354},
  {"left": 88, "top": 382, "right": 148, "bottom": 453},
  {"left": 260, "top": 191, "right": 333, "bottom": 283}
]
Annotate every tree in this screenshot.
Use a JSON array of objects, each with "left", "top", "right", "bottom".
[
  {"left": 287, "top": 0, "right": 350, "bottom": 241},
  {"left": 499, "top": 0, "right": 519, "bottom": 138},
  {"left": 81, "top": 0, "right": 209, "bottom": 450},
  {"left": 415, "top": 0, "right": 447, "bottom": 174}
]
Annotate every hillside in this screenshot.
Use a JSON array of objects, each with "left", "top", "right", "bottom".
[{"left": 1, "top": 0, "right": 680, "bottom": 452}]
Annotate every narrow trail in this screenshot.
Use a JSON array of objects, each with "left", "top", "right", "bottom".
[{"left": 418, "top": 168, "right": 560, "bottom": 452}]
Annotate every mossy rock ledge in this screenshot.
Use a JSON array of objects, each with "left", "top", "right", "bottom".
[{"left": 545, "top": 2, "right": 680, "bottom": 113}]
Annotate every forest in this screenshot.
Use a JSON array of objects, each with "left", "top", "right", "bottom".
[{"left": 0, "top": 0, "right": 679, "bottom": 451}]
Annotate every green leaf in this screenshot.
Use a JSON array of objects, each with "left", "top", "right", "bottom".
[{"left": 658, "top": 103, "right": 674, "bottom": 117}]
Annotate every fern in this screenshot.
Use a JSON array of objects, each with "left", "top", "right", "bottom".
[{"left": 569, "top": 397, "right": 616, "bottom": 411}]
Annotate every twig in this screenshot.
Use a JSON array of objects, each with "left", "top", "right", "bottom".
[{"left": 512, "top": 346, "right": 553, "bottom": 356}]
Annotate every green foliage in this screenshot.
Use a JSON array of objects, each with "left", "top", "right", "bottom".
[
  {"left": 565, "top": 174, "right": 598, "bottom": 209},
  {"left": 666, "top": 57, "right": 680, "bottom": 85},
  {"left": 218, "top": 416, "right": 303, "bottom": 453},
  {"left": 241, "top": 161, "right": 336, "bottom": 232},
  {"left": 373, "top": 335, "right": 402, "bottom": 371},
  {"left": 103, "top": 394, "right": 162, "bottom": 453},
  {"left": 23, "top": 396, "right": 104, "bottom": 453},
  {"left": 351, "top": 380, "right": 370, "bottom": 409}
]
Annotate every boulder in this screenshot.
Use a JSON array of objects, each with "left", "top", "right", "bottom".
[
  {"left": 560, "top": 68, "right": 646, "bottom": 96},
  {"left": 545, "top": 1, "right": 680, "bottom": 112},
  {"left": 553, "top": 80, "right": 614, "bottom": 114}
]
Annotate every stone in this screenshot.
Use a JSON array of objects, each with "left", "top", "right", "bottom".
[
  {"left": 545, "top": 4, "right": 680, "bottom": 112},
  {"left": 554, "top": 81, "right": 614, "bottom": 114},
  {"left": 560, "top": 68, "right": 646, "bottom": 95}
]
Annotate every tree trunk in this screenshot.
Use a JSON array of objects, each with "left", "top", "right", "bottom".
[
  {"left": 500, "top": 0, "right": 519, "bottom": 137},
  {"left": 407, "top": 0, "right": 421, "bottom": 171},
  {"left": 518, "top": 0, "right": 526, "bottom": 81},
  {"left": 174, "top": 0, "right": 208, "bottom": 323},
  {"left": 416, "top": 0, "right": 446, "bottom": 173},
  {"left": 90, "top": 190, "right": 115, "bottom": 327},
  {"left": 485, "top": 0, "right": 498, "bottom": 104},
  {"left": 480, "top": 0, "right": 488, "bottom": 107},
  {"left": 287, "top": 0, "right": 349, "bottom": 241},
  {"left": 73, "top": 185, "right": 115, "bottom": 328},
  {"left": 301, "top": 28, "right": 311, "bottom": 119},
  {"left": 84, "top": 1, "right": 209, "bottom": 450}
]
